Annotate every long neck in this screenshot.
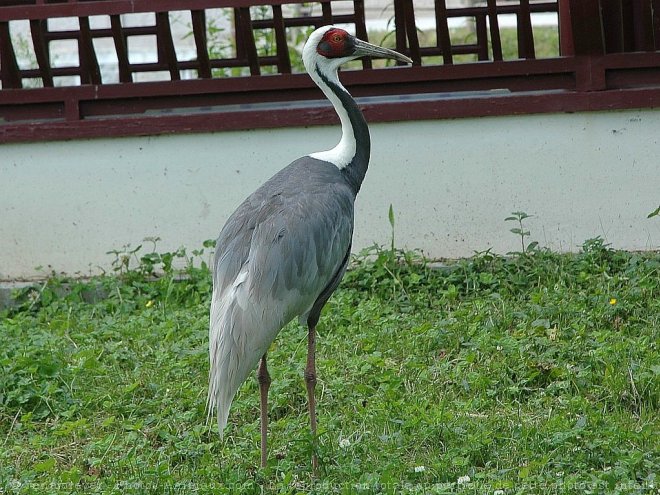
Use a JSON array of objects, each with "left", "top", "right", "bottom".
[{"left": 310, "top": 67, "right": 371, "bottom": 195}]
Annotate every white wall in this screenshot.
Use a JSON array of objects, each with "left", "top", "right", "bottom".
[{"left": 1, "top": 109, "right": 659, "bottom": 280}]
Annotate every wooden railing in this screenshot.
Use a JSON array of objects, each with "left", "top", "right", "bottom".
[
  {"left": 1, "top": 1, "right": 660, "bottom": 143},
  {"left": 394, "top": 0, "right": 558, "bottom": 64},
  {"left": 0, "top": 0, "right": 373, "bottom": 87}
]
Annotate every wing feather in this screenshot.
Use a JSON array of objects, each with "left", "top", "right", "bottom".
[{"left": 208, "top": 159, "right": 355, "bottom": 435}]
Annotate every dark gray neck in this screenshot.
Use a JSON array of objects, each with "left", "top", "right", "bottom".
[{"left": 319, "top": 72, "right": 371, "bottom": 195}]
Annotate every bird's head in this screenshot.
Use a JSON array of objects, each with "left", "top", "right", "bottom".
[{"left": 302, "top": 25, "right": 412, "bottom": 79}]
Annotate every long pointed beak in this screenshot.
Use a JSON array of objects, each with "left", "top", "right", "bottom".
[{"left": 352, "top": 38, "right": 413, "bottom": 64}]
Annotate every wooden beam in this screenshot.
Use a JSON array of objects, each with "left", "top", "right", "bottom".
[
  {"left": 0, "top": 21, "right": 21, "bottom": 88},
  {"left": 568, "top": 0, "right": 604, "bottom": 56}
]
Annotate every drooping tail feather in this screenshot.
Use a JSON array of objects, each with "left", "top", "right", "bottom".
[
  {"left": 207, "top": 270, "right": 263, "bottom": 437},
  {"left": 207, "top": 287, "right": 239, "bottom": 437}
]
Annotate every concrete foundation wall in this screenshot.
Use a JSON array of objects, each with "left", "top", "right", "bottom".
[{"left": 1, "top": 109, "right": 659, "bottom": 280}]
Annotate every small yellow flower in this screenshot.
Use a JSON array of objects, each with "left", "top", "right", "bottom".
[
  {"left": 609, "top": 298, "right": 617, "bottom": 306},
  {"left": 145, "top": 300, "right": 154, "bottom": 308}
]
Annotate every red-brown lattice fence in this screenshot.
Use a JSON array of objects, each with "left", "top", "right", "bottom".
[{"left": 1, "top": 1, "right": 659, "bottom": 143}]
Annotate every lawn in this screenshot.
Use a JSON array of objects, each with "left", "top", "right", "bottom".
[{"left": 0, "top": 239, "right": 658, "bottom": 494}]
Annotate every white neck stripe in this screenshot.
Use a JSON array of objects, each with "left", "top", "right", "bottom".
[{"left": 302, "top": 30, "right": 358, "bottom": 170}]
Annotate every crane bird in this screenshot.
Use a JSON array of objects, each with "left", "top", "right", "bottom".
[{"left": 208, "top": 25, "right": 412, "bottom": 470}]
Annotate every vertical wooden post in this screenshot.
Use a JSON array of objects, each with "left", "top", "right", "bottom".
[
  {"left": 517, "top": 0, "right": 535, "bottom": 59},
  {"left": 434, "top": 0, "right": 453, "bottom": 64},
  {"left": 156, "top": 12, "right": 180, "bottom": 81},
  {"left": 79, "top": 16, "right": 102, "bottom": 84},
  {"left": 558, "top": 0, "right": 574, "bottom": 56},
  {"left": 402, "top": 0, "right": 421, "bottom": 65},
  {"left": 567, "top": 0, "right": 606, "bottom": 91},
  {"left": 0, "top": 21, "right": 21, "bottom": 88},
  {"left": 393, "top": 0, "right": 407, "bottom": 57},
  {"left": 600, "top": 0, "right": 624, "bottom": 53},
  {"left": 110, "top": 14, "right": 132, "bottom": 83},
  {"left": 272, "top": 5, "right": 291, "bottom": 73},
  {"left": 652, "top": 0, "right": 660, "bottom": 49},
  {"left": 236, "top": 7, "right": 260, "bottom": 76},
  {"left": 354, "top": 0, "right": 372, "bottom": 69},
  {"left": 30, "top": 19, "right": 54, "bottom": 87},
  {"left": 631, "top": 0, "right": 654, "bottom": 51},
  {"left": 486, "top": 0, "right": 503, "bottom": 61},
  {"left": 567, "top": 0, "right": 604, "bottom": 56},
  {"left": 191, "top": 10, "right": 212, "bottom": 78}
]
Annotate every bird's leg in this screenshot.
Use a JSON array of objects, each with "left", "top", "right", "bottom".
[
  {"left": 257, "top": 354, "right": 271, "bottom": 469},
  {"left": 304, "top": 324, "right": 319, "bottom": 474}
]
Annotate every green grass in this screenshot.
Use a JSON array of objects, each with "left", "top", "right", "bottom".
[{"left": 1, "top": 239, "right": 658, "bottom": 494}]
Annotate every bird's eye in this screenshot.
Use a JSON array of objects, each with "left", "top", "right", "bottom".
[{"left": 332, "top": 34, "right": 342, "bottom": 43}]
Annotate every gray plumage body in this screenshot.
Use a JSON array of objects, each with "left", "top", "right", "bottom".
[{"left": 208, "top": 157, "right": 355, "bottom": 433}]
